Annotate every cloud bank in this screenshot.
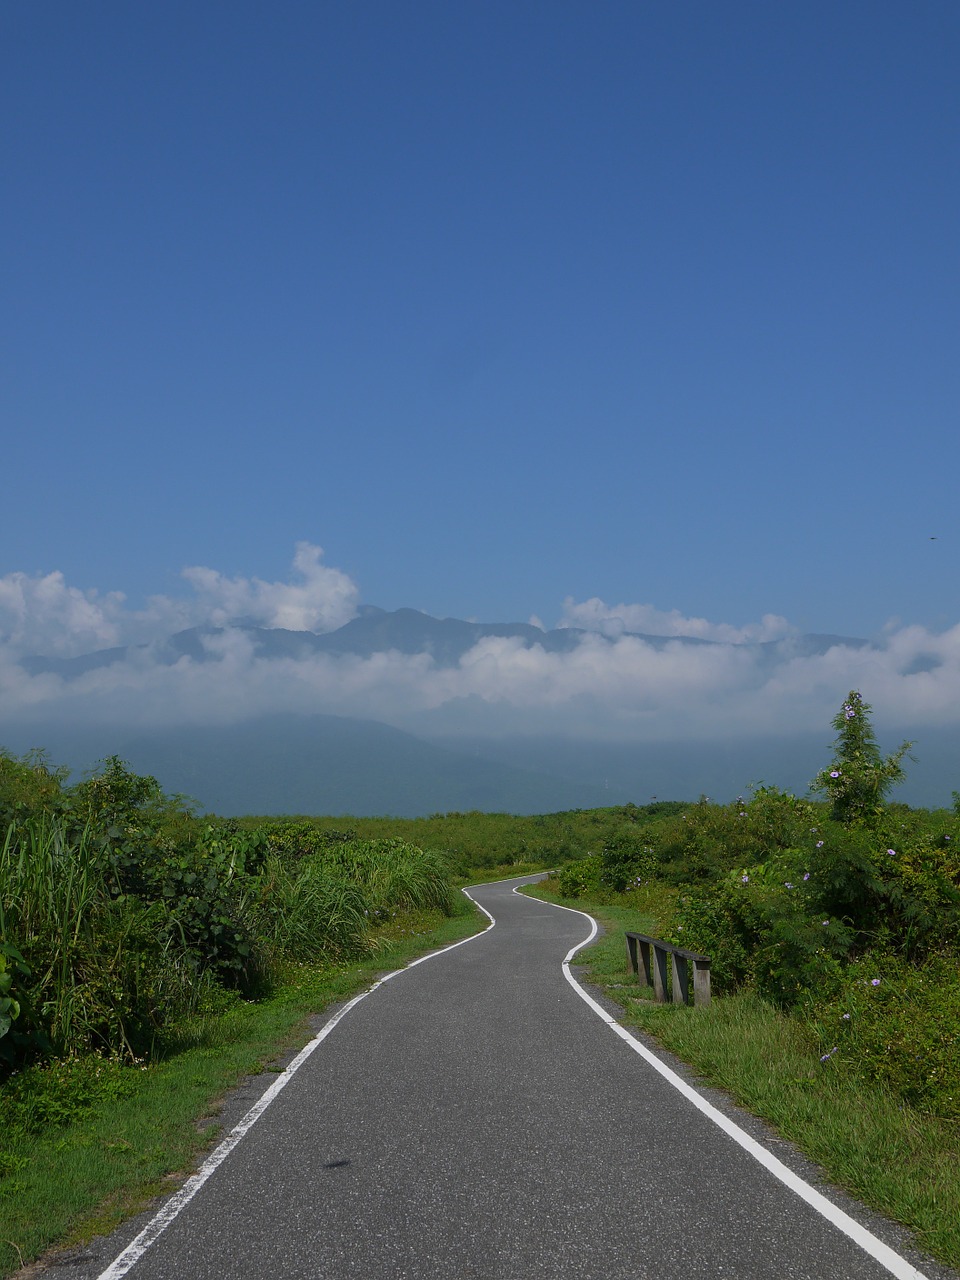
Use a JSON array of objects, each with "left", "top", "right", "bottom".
[
  {"left": 0, "top": 543, "right": 358, "bottom": 658},
  {"left": 559, "top": 597, "right": 793, "bottom": 644},
  {"left": 2, "top": 546, "right": 960, "bottom": 742}
]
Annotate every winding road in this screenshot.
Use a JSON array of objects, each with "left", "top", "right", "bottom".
[{"left": 61, "top": 876, "right": 954, "bottom": 1280}]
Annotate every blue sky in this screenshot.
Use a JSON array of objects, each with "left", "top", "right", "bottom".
[{"left": 3, "top": 2, "right": 960, "bottom": 747}]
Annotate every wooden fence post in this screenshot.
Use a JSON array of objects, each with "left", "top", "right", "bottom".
[
  {"left": 639, "top": 939, "right": 652, "bottom": 988},
  {"left": 652, "top": 944, "right": 669, "bottom": 1002},
  {"left": 693, "top": 958, "right": 711, "bottom": 1007},
  {"left": 671, "top": 952, "right": 689, "bottom": 1005},
  {"left": 624, "top": 932, "right": 711, "bottom": 1006}
]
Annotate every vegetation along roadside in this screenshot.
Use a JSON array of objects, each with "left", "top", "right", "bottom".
[
  {"left": 526, "top": 691, "right": 960, "bottom": 1270},
  {"left": 0, "top": 751, "right": 498, "bottom": 1277},
  {"left": 2, "top": 689, "right": 959, "bottom": 1273}
]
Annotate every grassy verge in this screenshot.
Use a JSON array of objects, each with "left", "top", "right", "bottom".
[
  {"left": 525, "top": 879, "right": 960, "bottom": 1272},
  {"left": 0, "top": 899, "right": 484, "bottom": 1277}
]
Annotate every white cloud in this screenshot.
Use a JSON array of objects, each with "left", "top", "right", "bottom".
[
  {"left": 0, "top": 570, "right": 127, "bottom": 656},
  {"left": 180, "top": 542, "right": 358, "bottom": 633},
  {"left": 3, "top": 559, "right": 960, "bottom": 744},
  {"left": 0, "top": 543, "right": 358, "bottom": 658},
  {"left": 560, "top": 596, "right": 793, "bottom": 644}
]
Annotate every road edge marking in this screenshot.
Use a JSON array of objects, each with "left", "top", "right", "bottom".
[
  {"left": 94, "top": 891, "right": 498, "bottom": 1280},
  {"left": 515, "top": 885, "right": 932, "bottom": 1280}
]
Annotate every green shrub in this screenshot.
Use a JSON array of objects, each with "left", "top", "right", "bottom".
[
  {"left": 146, "top": 833, "right": 263, "bottom": 989},
  {"left": 810, "top": 953, "right": 960, "bottom": 1120},
  {"left": 0, "top": 942, "right": 46, "bottom": 1068},
  {"left": 0, "top": 1052, "right": 142, "bottom": 1137},
  {"left": 88, "top": 816, "right": 270, "bottom": 991},
  {"left": 672, "top": 812, "right": 960, "bottom": 1007},
  {"left": 599, "top": 830, "right": 658, "bottom": 891},
  {"left": 0, "top": 750, "right": 71, "bottom": 829},
  {"left": 552, "top": 857, "right": 588, "bottom": 897},
  {"left": 672, "top": 857, "right": 853, "bottom": 1003},
  {"left": 805, "top": 821, "right": 960, "bottom": 955},
  {"left": 651, "top": 788, "right": 816, "bottom": 885},
  {"left": 554, "top": 853, "right": 603, "bottom": 897},
  {"left": 261, "top": 820, "right": 359, "bottom": 860}
]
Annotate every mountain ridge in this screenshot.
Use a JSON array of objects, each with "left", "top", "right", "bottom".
[{"left": 18, "top": 606, "right": 870, "bottom": 679}]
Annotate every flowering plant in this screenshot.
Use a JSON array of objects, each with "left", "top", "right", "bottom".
[{"left": 812, "top": 690, "right": 912, "bottom": 827}]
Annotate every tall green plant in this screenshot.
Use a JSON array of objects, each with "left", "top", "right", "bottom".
[
  {"left": 0, "top": 818, "right": 199, "bottom": 1064},
  {"left": 248, "top": 856, "right": 369, "bottom": 964},
  {"left": 812, "top": 690, "right": 912, "bottom": 827},
  {"left": 0, "top": 749, "right": 70, "bottom": 827},
  {"left": 322, "top": 839, "right": 452, "bottom": 916}
]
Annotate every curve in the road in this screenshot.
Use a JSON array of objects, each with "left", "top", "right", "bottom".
[
  {"left": 89, "top": 875, "right": 940, "bottom": 1280},
  {"left": 522, "top": 886, "right": 930, "bottom": 1280}
]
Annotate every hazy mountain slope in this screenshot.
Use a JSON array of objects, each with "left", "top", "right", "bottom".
[
  {"left": 4, "top": 714, "right": 954, "bottom": 816},
  {"left": 0, "top": 714, "right": 608, "bottom": 817},
  {"left": 423, "top": 729, "right": 959, "bottom": 811}
]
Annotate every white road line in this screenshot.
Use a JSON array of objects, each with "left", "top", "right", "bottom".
[
  {"left": 95, "top": 894, "right": 498, "bottom": 1280},
  {"left": 516, "top": 886, "right": 932, "bottom": 1280}
]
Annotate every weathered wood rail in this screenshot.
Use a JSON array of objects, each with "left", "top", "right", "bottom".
[{"left": 625, "top": 932, "right": 712, "bottom": 1006}]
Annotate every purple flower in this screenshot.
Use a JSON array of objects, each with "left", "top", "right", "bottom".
[
  {"left": 822, "top": 921, "right": 829, "bottom": 926},
  {"left": 887, "top": 849, "right": 896, "bottom": 857},
  {"left": 741, "top": 874, "right": 749, "bottom": 883},
  {"left": 820, "top": 1046, "right": 838, "bottom": 1062},
  {"left": 830, "top": 770, "right": 841, "bottom": 778},
  {"left": 871, "top": 978, "right": 881, "bottom": 986},
  {"left": 816, "top": 840, "right": 824, "bottom": 848},
  {"left": 803, "top": 872, "right": 810, "bottom": 881},
  {"left": 842, "top": 1013, "right": 851, "bottom": 1020}
]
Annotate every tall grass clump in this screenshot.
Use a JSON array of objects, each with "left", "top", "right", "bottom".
[
  {"left": 0, "top": 817, "right": 198, "bottom": 1062},
  {"left": 322, "top": 839, "right": 453, "bottom": 917},
  {"left": 247, "top": 855, "right": 369, "bottom": 964},
  {"left": 245, "top": 829, "right": 456, "bottom": 959},
  {"left": 0, "top": 752, "right": 464, "bottom": 1077}
]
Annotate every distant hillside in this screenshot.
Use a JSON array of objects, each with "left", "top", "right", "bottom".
[
  {"left": 4, "top": 712, "right": 954, "bottom": 817},
  {"left": 0, "top": 714, "right": 611, "bottom": 817},
  {"left": 423, "top": 729, "right": 960, "bottom": 812}
]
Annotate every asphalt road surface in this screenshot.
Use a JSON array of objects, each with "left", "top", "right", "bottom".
[{"left": 58, "top": 876, "right": 956, "bottom": 1280}]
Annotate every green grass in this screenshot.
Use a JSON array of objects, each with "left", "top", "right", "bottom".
[
  {"left": 526, "top": 879, "right": 960, "bottom": 1271},
  {"left": 238, "top": 806, "right": 658, "bottom": 877},
  {"left": 0, "top": 899, "right": 485, "bottom": 1277}
]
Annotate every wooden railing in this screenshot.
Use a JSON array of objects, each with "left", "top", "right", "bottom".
[{"left": 625, "top": 932, "right": 712, "bottom": 1007}]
